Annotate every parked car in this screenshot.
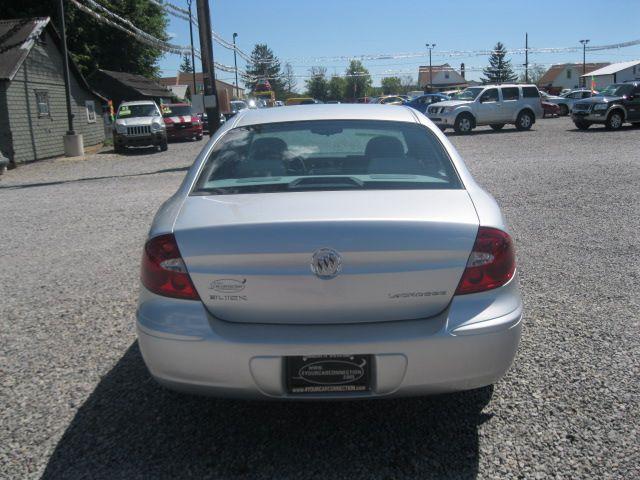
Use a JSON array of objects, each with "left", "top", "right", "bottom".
[
  {"left": 223, "top": 100, "right": 249, "bottom": 119},
  {"left": 426, "top": 84, "right": 543, "bottom": 133},
  {"left": 542, "top": 101, "right": 560, "bottom": 118},
  {"left": 274, "top": 100, "right": 285, "bottom": 107},
  {"left": 200, "top": 112, "right": 226, "bottom": 134},
  {"left": 113, "top": 100, "right": 167, "bottom": 153},
  {"left": 572, "top": 81, "right": 640, "bottom": 130},
  {"left": 376, "top": 95, "right": 405, "bottom": 105},
  {"left": 285, "top": 97, "right": 316, "bottom": 106},
  {"left": 161, "top": 103, "right": 203, "bottom": 142},
  {"left": 137, "top": 104, "right": 522, "bottom": 399},
  {"left": 550, "top": 89, "right": 599, "bottom": 116},
  {"left": 404, "top": 93, "right": 450, "bottom": 114}
]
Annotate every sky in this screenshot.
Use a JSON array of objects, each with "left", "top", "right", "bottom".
[{"left": 158, "top": 0, "right": 640, "bottom": 89}]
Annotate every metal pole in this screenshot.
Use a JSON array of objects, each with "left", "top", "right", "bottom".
[
  {"left": 425, "top": 43, "right": 435, "bottom": 92},
  {"left": 57, "top": 0, "right": 74, "bottom": 134},
  {"left": 525, "top": 33, "right": 529, "bottom": 83},
  {"left": 196, "top": 0, "right": 220, "bottom": 135},
  {"left": 233, "top": 33, "right": 239, "bottom": 98},
  {"left": 187, "top": 0, "right": 197, "bottom": 96},
  {"left": 580, "top": 39, "right": 590, "bottom": 88}
]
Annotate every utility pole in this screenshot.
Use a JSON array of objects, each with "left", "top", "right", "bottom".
[
  {"left": 580, "top": 39, "right": 590, "bottom": 88},
  {"left": 57, "top": 0, "right": 83, "bottom": 156},
  {"left": 187, "top": 0, "right": 197, "bottom": 96},
  {"left": 525, "top": 32, "right": 529, "bottom": 83},
  {"left": 425, "top": 43, "right": 436, "bottom": 92},
  {"left": 233, "top": 32, "right": 239, "bottom": 98},
  {"left": 196, "top": 0, "right": 220, "bottom": 135}
]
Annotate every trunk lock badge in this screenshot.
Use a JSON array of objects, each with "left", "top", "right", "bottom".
[{"left": 310, "top": 248, "right": 342, "bottom": 279}]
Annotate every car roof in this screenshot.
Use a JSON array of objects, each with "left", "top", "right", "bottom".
[
  {"left": 233, "top": 104, "right": 418, "bottom": 126},
  {"left": 480, "top": 84, "right": 537, "bottom": 88}
]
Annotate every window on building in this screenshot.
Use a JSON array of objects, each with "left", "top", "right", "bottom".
[
  {"left": 444, "top": 72, "right": 450, "bottom": 79},
  {"left": 85, "top": 100, "right": 96, "bottom": 123},
  {"left": 567, "top": 69, "right": 572, "bottom": 79},
  {"left": 35, "top": 90, "right": 50, "bottom": 117}
]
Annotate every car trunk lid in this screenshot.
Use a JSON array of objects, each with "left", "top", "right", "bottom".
[{"left": 174, "top": 190, "right": 479, "bottom": 324}]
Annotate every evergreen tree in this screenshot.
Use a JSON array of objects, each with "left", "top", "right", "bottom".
[
  {"left": 179, "top": 53, "right": 193, "bottom": 73},
  {"left": 305, "top": 67, "right": 328, "bottom": 101},
  {"left": 3, "top": 0, "right": 168, "bottom": 77},
  {"left": 243, "top": 44, "right": 284, "bottom": 98},
  {"left": 481, "top": 42, "right": 518, "bottom": 84},
  {"left": 344, "top": 60, "right": 372, "bottom": 100}
]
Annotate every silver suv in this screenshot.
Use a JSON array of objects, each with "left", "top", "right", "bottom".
[
  {"left": 426, "top": 84, "right": 543, "bottom": 133},
  {"left": 113, "top": 100, "right": 167, "bottom": 153}
]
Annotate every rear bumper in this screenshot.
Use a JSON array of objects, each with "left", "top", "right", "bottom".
[{"left": 137, "top": 277, "right": 522, "bottom": 399}]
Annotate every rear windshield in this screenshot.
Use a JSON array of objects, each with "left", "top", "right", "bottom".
[{"left": 192, "top": 120, "right": 462, "bottom": 195}]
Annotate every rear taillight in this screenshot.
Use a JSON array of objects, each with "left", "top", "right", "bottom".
[
  {"left": 455, "top": 227, "right": 516, "bottom": 295},
  {"left": 141, "top": 234, "right": 199, "bottom": 300}
]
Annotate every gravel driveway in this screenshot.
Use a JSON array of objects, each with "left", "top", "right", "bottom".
[{"left": 1, "top": 118, "right": 638, "bottom": 479}]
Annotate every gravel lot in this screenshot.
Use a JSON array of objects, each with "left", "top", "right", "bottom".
[{"left": 1, "top": 117, "right": 638, "bottom": 479}]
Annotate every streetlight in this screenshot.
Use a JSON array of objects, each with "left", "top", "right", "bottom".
[
  {"left": 233, "top": 32, "right": 239, "bottom": 98},
  {"left": 580, "top": 39, "right": 590, "bottom": 88},
  {"left": 425, "top": 43, "right": 436, "bottom": 92},
  {"left": 186, "top": 0, "right": 197, "bottom": 95}
]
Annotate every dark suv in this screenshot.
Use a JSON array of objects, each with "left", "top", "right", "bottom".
[{"left": 571, "top": 82, "right": 640, "bottom": 130}]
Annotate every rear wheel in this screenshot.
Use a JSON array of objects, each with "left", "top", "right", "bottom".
[
  {"left": 454, "top": 113, "right": 474, "bottom": 134},
  {"left": 605, "top": 111, "right": 624, "bottom": 130},
  {"left": 559, "top": 104, "right": 569, "bottom": 116},
  {"left": 574, "top": 121, "right": 591, "bottom": 130},
  {"left": 515, "top": 111, "right": 534, "bottom": 131},
  {"left": 490, "top": 124, "right": 505, "bottom": 131}
]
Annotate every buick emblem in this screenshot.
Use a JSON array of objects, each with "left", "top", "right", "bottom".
[{"left": 310, "top": 248, "right": 342, "bottom": 279}]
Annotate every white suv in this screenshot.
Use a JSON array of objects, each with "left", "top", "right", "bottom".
[
  {"left": 113, "top": 100, "right": 168, "bottom": 153},
  {"left": 426, "top": 84, "right": 543, "bottom": 133}
]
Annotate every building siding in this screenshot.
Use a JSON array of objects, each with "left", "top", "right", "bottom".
[{"left": 5, "top": 31, "right": 105, "bottom": 164}]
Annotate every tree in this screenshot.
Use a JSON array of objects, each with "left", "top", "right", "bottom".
[
  {"left": 179, "top": 53, "right": 193, "bottom": 73},
  {"left": 519, "top": 64, "right": 547, "bottom": 84},
  {"left": 344, "top": 60, "right": 372, "bottom": 100},
  {"left": 381, "top": 76, "right": 402, "bottom": 95},
  {"left": 328, "top": 76, "right": 346, "bottom": 101},
  {"left": 481, "top": 42, "right": 518, "bottom": 85},
  {"left": 243, "top": 44, "right": 284, "bottom": 98},
  {"left": 283, "top": 62, "right": 297, "bottom": 95},
  {"left": 400, "top": 75, "right": 417, "bottom": 94},
  {"left": 3, "top": 0, "right": 168, "bottom": 77},
  {"left": 305, "top": 67, "right": 328, "bottom": 101}
]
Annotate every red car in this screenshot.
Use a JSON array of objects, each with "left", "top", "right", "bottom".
[
  {"left": 542, "top": 101, "right": 560, "bottom": 118},
  {"left": 161, "top": 103, "right": 203, "bottom": 141}
]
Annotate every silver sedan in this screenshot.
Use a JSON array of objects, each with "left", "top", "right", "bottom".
[{"left": 137, "top": 104, "right": 522, "bottom": 399}]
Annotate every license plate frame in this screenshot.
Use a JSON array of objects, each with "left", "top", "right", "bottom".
[{"left": 285, "top": 354, "right": 372, "bottom": 394}]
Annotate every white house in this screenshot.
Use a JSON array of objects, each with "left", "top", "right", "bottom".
[
  {"left": 537, "top": 63, "right": 608, "bottom": 91},
  {"left": 418, "top": 64, "right": 467, "bottom": 92},
  {"left": 581, "top": 60, "right": 640, "bottom": 90}
]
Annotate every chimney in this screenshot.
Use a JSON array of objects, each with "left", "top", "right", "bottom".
[{"left": 460, "top": 63, "right": 465, "bottom": 79}]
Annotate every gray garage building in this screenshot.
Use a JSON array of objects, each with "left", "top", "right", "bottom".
[{"left": 0, "top": 17, "right": 106, "bottom": 165}]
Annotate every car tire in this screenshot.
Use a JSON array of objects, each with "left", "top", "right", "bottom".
[
  {"left": 515, "top": 111, "right": 534, "bottom": 131},
  {"left": 160, "top": 140, "right": 168, "bottom": 152},
  {"left": 454, "top": 113, "right": 474, "bottom": 134},
  {"left": 605, "top": 111, "right": 624, "bottom": 130},
  {"left": 196, "top": 134, "right": 203, "bottom": 141},
  {"left": 574, "top": 121, "right": 591, "bottom": 130},
  {"left": 490, "top": 124, "right": 505, "bottom": 131},
  {"left": 114, "top": 144, "right": 124, "bottom": 154},
  {"left": 559, "top": 104, "right": 569, "bottom": 116}
]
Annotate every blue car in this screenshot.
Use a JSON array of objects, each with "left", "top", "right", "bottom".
[{"left": 404, "top": 94, "right": 450, "bottom": 114}]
